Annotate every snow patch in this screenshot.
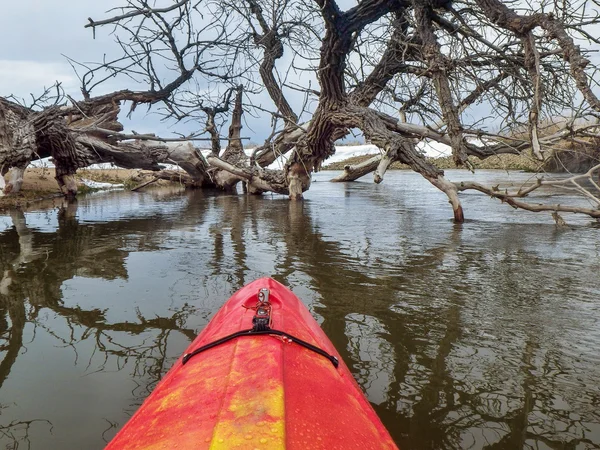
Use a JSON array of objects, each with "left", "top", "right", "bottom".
[
  {"left": 27, "top": 141, "right": 453, "bottom": 175},
  {"left": 30, "top": 158, "right": 183, "bottom": 172},
  {"left": 417, "top": 140, "right": 451, "bottom": 158},
  {"left": 247, "top": 142, "right": 453, "bottom": 169},
  {"left": 327, "top": 145, "right": 382, "bottom": 164},
  {"left": 80, "top": 179, "right": 124, "bottom": 190}
]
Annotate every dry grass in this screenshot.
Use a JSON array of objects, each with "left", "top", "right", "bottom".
[{"left": 0, "top": 168, "right": 152, "bottom": 211}]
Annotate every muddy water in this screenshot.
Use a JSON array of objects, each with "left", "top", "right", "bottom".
[{"left": 1, "top": 170, "right": 599, "bottom": 449}]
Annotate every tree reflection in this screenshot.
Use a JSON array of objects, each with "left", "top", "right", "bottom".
[
  {"left": 248, "top": 200, "right": 600, "bottom": 449},
  {"left": 0, "top": 193, "right": 202, "bottom": 433},
  {"left": 0, "top": 409, "right": 52, "bottom": 450},
  {"left": 1, "top": 190, "right": 599, "bottom": 449}
]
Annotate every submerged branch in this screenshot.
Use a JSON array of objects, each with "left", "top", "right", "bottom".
[{"left": 455, "top": 164, "right": 600, "bottom": 219}]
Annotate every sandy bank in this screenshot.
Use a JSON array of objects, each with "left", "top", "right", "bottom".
[{"left": 0, "top": 168, "right": 147, "bottom": 211}]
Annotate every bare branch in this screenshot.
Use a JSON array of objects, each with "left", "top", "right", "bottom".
[{"left": 85, "top": 0, "right": 191, "bottom": 29}]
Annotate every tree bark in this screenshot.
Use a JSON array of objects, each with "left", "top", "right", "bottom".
[
  {"left": 413, "top": 2, "right": 467, "bottom": 166},
  {"left": 427, "top": 175, "right": 465, "bottom": 223},
  {"left": 374, "top": 149, "right": 397, "bottom": 184},
  {"left": 3, "top": 167, "right": 26, "bottom": 194},
  {"left": 287, "top": 162, "right": 311, "bottom": 200},
  {"left": 330, "top": 155, "right": 382, "bottom": 182},
  {"left": 0, "top": 99, "right": 37, "bottom": 192},
  {"left": 0, "top": 97, "right": 209, "bottom": 195},
  {"left": 212, "top": 87, "right": 247, "bottom": 191}
]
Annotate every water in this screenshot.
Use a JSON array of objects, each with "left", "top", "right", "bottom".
[{"left": 1, "top": 170, "right": 600, "bottom": 449}]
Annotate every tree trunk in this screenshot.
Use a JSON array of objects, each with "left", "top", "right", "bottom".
[
  {"left": 427, "top": 175, "right": 465, "bottom": 223},
  {"left": 287, "top": 162, "right": 311, "bottom": 200},
  {"left": 0, "top": 99, "right": 37, "bottom": 195},
  {"left": 374, "top": 149, "right": 397, "bottom": 184},
  {"left": 211, "top": 87, "right": 249, "bottom": 191},
  {"left": 3, "top": 167, "right": 26, "bottom": 194},
  {"left": 0, "top": 97, "right": 209, "bottom": 196}
]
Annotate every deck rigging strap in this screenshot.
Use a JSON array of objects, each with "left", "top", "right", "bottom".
[
  {"left": 181, "top": 328, "right": 339, "bottom": 368},
  {"left": 182, "top": 287, "right": 339, "bottom": 368}
]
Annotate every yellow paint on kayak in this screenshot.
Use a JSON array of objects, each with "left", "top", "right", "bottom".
[{"left": 209, "top": 336, "right": 285, "bottom": 449}]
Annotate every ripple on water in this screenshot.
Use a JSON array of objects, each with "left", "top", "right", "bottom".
[{"left": 1, "top": 175, "right": 600, "bottom": 449}]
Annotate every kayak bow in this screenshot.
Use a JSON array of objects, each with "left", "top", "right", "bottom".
[{"left": 106, "top": 278, "right": 397, "bottom": 449}]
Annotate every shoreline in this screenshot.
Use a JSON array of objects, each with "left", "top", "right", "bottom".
[
  {"left": 0, "top": 168, "right": 160, "bottom": 212},
  {"left": 322, "top": 153, "right": 542, "bottom": 171},
  {"left": 0, "top": 157, "right": 553, "bottom": 213}
]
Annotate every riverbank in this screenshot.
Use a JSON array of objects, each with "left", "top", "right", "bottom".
[
  {"left": 0, "top": 168, "right": 153, "bottom": 211},
  {"left": 0, "top": 153, "right": 550, "bottom": 212},
  {"left": 323, "top": 152, "right": 542, "bottom": 171}
]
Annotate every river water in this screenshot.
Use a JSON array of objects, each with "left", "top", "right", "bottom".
[{"left": 1, "top": 170, "right": 599, "bottom": 449}]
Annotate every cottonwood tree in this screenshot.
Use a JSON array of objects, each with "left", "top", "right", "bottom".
[{"left": 1, "top": 0, "right": 600, "bottom": 221}]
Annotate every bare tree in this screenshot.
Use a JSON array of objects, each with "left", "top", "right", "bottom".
[{"left": 2, "top": 0, "right": 600, "bottom": 221}]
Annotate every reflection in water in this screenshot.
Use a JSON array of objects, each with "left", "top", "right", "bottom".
[{"left": 1, "top": 171, "right": 600, "bottom": 449}]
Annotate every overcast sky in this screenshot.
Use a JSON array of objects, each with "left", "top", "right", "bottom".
[
  {"left": 0, "top": 1, "right": 270, "bottom": 140},
  {"left": 1, "top": 1, "right": 122, "bottom": 98},
  {"left": 2, "top": 1, "right": 600, "bottom": 143}
]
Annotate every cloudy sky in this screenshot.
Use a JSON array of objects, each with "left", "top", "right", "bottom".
[
  {"left": 1, "top": 1, "right": 122, "bottom": 99},
  {"left": 0, "top": 1, "right": 276, "bottom": 140},
  {"left": 0, "top": 1, "right": 323, "bottom": 143},
  {"left": 2, "top": 1, "right": 600, "bottom": 143}
]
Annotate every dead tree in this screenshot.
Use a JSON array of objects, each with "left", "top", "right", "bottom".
[{"left": 2, "top": 0, "right": 600, "bottom": 221}]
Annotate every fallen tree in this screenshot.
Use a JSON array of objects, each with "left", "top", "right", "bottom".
[
  {"left": 0, "top": 95, "right": 209, "bottom": 196},
  {"left": 2, "top": 0, "right": 600, "bottom": 221}
]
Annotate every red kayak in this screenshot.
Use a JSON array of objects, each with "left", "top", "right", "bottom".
[{"left": 106, "top": 278, "right": 397, "bottom": 449}]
